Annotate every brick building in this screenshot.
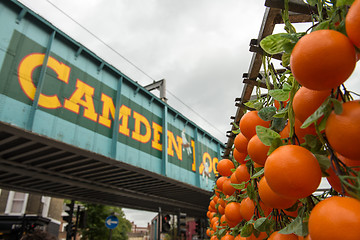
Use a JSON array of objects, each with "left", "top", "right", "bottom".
[{"left": 0, "top": 189, "right": 63, "bottom": 239}]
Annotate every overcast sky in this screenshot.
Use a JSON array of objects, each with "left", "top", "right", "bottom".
[
  {"left": 17, "top": 0, "right": 268, "bottom": 143},
  {"left": 16, "top": 0, "right": 360, "bottom": 227},
  {"left": 16, "top": 0, "right": 266, "bottom": 227}
]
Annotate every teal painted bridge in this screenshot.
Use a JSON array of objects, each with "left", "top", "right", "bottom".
[{"left": 0, "top": 0, "right": 224, "bottom": 216}]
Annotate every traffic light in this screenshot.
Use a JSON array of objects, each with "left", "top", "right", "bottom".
[
  {"left": 195, "top": 218, "right": 205, "bottom": 238},
  {"left": 161, "top": 214, "right": 171, "bottom": 233},
  {"left": 195, "top": 218, "right": 201, "bottom": 236},
  {"left": 62, "top": 200, "right": 75, "bottom": 240},
  {"left": 177, "top": 212, "right": 187, "bottom": 236},
  {"left": 62, "top": 201, "right": 74, "bottom": 223},
  {"left": 78, "top": 210, "right": 87, "bottom": 229}
]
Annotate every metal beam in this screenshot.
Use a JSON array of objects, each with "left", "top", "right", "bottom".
[
  {"left": 162, "top": 105, "right": 168, "bottom": 176},
  {"left": 0, "top": 160, "right": 204, "bottom": 212},
  {"left": 144, "top": 79, "right": 167, "bottom": 102},
  {"left": 111, "top": 76, "right": 123, "bottom": 159},
  {"left": 0, "top": 121, "right": 212, "bottom": 216},
  {"left": 27, "top": 30, "right": 56, "bottom": 131}
]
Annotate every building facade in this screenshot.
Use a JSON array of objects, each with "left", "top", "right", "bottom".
[
  {"left": 128, "top": 222, "right": 150, "bottom": 240},
  {"left": 0, "top": 189, "right": 63, "bottom": 239}
]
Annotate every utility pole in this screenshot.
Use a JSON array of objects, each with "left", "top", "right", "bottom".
[
  {"left": 157, "top": 207, "right": 161, "bottom": 240},
  {"left": 63, "top": 200, "right": 75, "bottom": 240}
]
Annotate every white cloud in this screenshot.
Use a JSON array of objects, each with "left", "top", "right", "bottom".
[{"left": 122, "top": 208, "right": 157, "bottom": 227}]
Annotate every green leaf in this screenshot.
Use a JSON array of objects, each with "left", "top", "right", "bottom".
[
  {"left": 231, "top": 182, "right": 247, "bottom": 190},
  {"left": 271, "top": 117, "right": 287, "bottom": 132},
  {"left": 336, "top": 0, "right": 355, "bottom": 6},
  {"left": 283, "top": 82, "right": 292, "bottom": 91},
  {"left": 217, "top": 228, "right": 227, "bottom": 237},
  {"left": 301, "top": 98, "right": 331, "bottom": 128},
  {"left": 251, "top": 168, "right": 264, "bottom": 179},
  {"left": 244, "top": 99, "right": 256, "bottom": 109},
  {"left": 260, "top": 33, "right": 293, "bottom": 55},
  {"left": 268, "top": 137, "right": 283, "bottom": 155},
  {"left": 285, "top": 202, "right": 300, "bottom": 212},
  {"left": 256, "top": 126, "right": 281, "bottom": 146},
  {"left": 269, "top": 89, "right": 290, "bottom": 101},
  {"left": 339, "top": 175, "right": 360, "bottom": 194},
  {"left": 246, "top": 158, "right": 253, "bottom": 168},
  {"left": 246, "top": 183, "right": 256, "bottom": 201},
  {"left": 304, "top": 134, "right": 319, "bottom": 149},
  {"left": 225, "top": 195, "right": 237, "bottom": 202},
  {"left": 315, "top": 154, "right": 331, "bottom": 172},
  {"left": 253, "top": 229, "right": 266, "bottom": 239},
  {"left": 258, "top": 106, "right": 277, "bottom": 121},
  {"left": 317, "top": 103, "right": 332, "bottom": 131},
  {"left": 279, "top": 215, "right": 308, "bottom": 236},
  {"left": 241, "top": 222, "right": 254, "bottom": 237},
  {"left": 244, "top": 96, "right": 266, "bottom": 110},
  {"left": 282, "top": 52, "right": 291, "bottom": 67},
  {"left": 335, "top": 20, "right": 347, "bottom": 36},
  {"left": 313, "top": 20, "right": 330, "bottom": 31},
  {"left": 283, "top": 41, "right": 295, "bottom": 54},
  {"left": 254, "top": 101, "right": 264, "bottom": 111},
  {"left": 232, "top": 129, "right": 241, "bottom": 134},
  {"left": 282, "top": 1, "right": 297, "bottom": 34},
  {"left": 254, "top": 217, "right": 271, "bottom": 232},
  {"left": 331, "top": 98, "right": 343, "bottom": 115},
  {"left": 305, "top": 0, "right": 317, "bottom": 6},
  {"left": 273, "top": 107, "right": 288, "bottom": 119}
]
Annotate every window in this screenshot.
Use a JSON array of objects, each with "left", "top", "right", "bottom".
[
  {"left": 41, "top": 196, "right": 51, "bottom": 217},
  {"left": 5, "top": 191, "right": 29, "bottom": 215}
]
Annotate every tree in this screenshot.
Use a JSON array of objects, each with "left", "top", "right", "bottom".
[{"left": 79, "top": 202, "right": 132, "bottom": 240}]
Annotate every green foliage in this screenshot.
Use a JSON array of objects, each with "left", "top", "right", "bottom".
[
  {"left": 231, "top": 182, "right": 247, "bottom": 190},
  {"left": 260, "top": 32, "right": 305, "bottom": 67},
  {"left": 254, "top": 217, "right": 272, "bottom": 233},
  {"left": 80, "top": 202, "right": 132, "bottom": 240},
  {"left": 279, "top": 214, "right": 308, "bottom": 236},
  {"left": 268, "top": 87, "right": 291, "bottom": 102},
  {"left": 339, "top": 174, "right": 360, "bottom": 197},
  {"left": 251, "top": 168, "right": 264, "bottom": 180},
  {"left": 256, "top": 126, "right": 281, "bottom": 146},
  {"left": 260, "top": 33, "right": 304, "bottom": 55},
  {"left": 300, "top": 97, "right": 332, "bottom": 129},
  {"left": 271, "top": 117, "right": 287, "bottom": 133},
  {"left": 277, "top": 0, "right": 295, "bottom": 33},
  {"left": 240, "top": 221, "right": 254, "bottom": 237},
  {"left": 314, "top": 154, "right": 332, "bottom": 172},
  {"left": 244, "top": 96, "right": 266, "bottom": 110},
  {"left": 258, "top": 106, "right": 277, "bottom": 121},
  {"left": 336, "top": 0, "right": 355, "bottom": 7}
]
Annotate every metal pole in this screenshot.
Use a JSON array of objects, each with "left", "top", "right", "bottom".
[
  {"left": 73, "top": 205, "right": 80, "bottom": 240},
  {"left": 108, "top": 229, "right": 113, "bottom": 240},
  {"left": 158, "top": 207, "right": 161, "bottom": 240},
  {"left": 159, "top": 78, "right": 167, "bottom": 102},
  {"left": 162, "top": 106, "right": 168, "bottom": 176},
  {"left": 172, "top": 214, "right": 175, "bottom": 240},
  {"left": 66, "top": 200, "right": 75, "bottom": 240}
]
